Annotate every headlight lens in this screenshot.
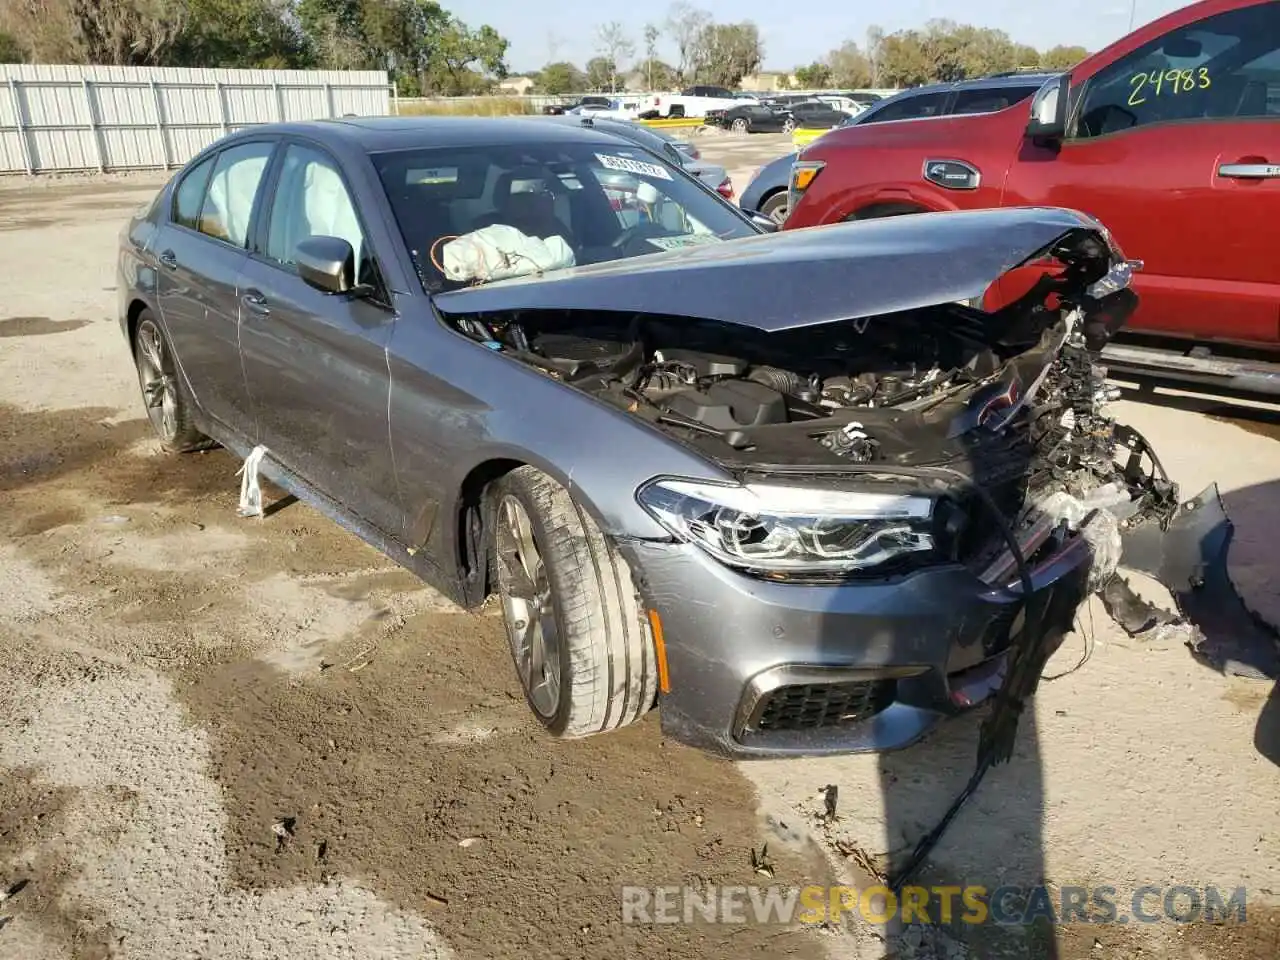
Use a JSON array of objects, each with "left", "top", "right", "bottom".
[{"left": 637, "top": 479, "right": 937, "bottom": 575}]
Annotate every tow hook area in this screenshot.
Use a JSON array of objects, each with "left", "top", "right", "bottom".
[{"left": 1113, "top": 483, "right": 1280, "bottom": 681}]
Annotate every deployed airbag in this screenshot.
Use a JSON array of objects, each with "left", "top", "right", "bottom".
[{"left": 440, "top": 225, "right": 575, "bottom": 284}]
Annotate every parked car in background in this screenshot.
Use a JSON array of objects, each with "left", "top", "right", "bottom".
[
  {"left": 741, "top": 73, "right": 1055, "bottom": 222},
  {"left": 542, "top": 96, "right": 612, "bottom": 115},
  {"left": 542, "top": 115, "right": 735, "bottom": 199},
  {"left": 704, "top": 101, "right": 793, "bottom": 133},
  {"left": 785, "top": 0, "right": 1280, "bottom": 390},
  {"left": 650, "top": 86, "right": 754, "bottom": 118},
  {"left": 117, "top": 115, "right": 1180, "bottom": 757},
  {"left": 568, "top": 97, "right": 645, "bottom": 120}
]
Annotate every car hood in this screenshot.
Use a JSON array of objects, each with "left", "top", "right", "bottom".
[{"left": 432, "top": 207, "right": 1108, "bottom": 332}]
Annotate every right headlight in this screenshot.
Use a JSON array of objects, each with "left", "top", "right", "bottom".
[{"left": 637, "top": 478, "right": 938, "bottom": 576}]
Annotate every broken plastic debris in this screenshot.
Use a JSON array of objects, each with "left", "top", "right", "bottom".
[
  {"left": 237, "top": 444, "right": 268, "bottom": 518},
  {"left": 458, "top": 837, "right": 481, "bottom": 848}
]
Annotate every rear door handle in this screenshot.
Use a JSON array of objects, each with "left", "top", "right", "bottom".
[
  {"left": 1217, "top": 162, "right": 1280, "bottom": 179},
  {"left": 241, "top": 289, "right": 270, "bottom": 316},
  {"left": 157, "top": 249, "right": 177, "bottom": 269}
]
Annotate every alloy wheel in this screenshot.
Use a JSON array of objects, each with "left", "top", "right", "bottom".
[
  {"left": 496, "top": 495, "right": 562, "bottom": 718},
  {"left": 731, "top": 118, "right": 748, "bottom": 134},
  {"left": 135, "top": 319, "right": 178, "bottom": 441}
]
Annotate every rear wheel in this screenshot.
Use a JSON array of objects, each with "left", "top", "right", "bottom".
[
  {"left": 760, "top": 191, "right": 789, "bottom": 224},
  {"left": 730, "top": 117, "right": 749, "bottom": 134},
  {"left": 133, "top": 311, "right": 209, "bottom": 452},
  {"left": 782, "top": 117, "right": 796, "bottom": 134},
  {"left": 490, "top": 466, "right": 658, "bottom": 738}
]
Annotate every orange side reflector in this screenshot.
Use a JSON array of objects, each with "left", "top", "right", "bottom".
[{"left": 647, "top": 609, "right": 671, "bottom": 694}]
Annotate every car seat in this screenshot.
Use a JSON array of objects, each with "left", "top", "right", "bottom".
[{"left": 471, "top": 171, "right": 576, "bottom": 246}]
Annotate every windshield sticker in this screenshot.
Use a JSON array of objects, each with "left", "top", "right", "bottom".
[
  {"left": 1127, "top": 67, "right": 1210, "bottom": 107},
  {"left": 406, "top": 167, "right": 458, "bottom": 185},
  {"left": 596, "top": 153, "right": 673, "bottom": 181},
  {"left": 645, "top": 234, "right": 722, "bottom": 251}
]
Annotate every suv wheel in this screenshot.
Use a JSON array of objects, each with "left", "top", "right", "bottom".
[
  {"left": 490, "top": 466, "right": 658, "bottom": 738},
  {"left": 133, "top": 311, "right": 210, "bottom": 452}
]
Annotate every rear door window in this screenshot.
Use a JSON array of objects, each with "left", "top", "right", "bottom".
[
  {"left": 198, "top": 141, "right": 274, "bottom": 247},
  {"left": 951, "top": 85, "right": 1041, "bottom": 115},
  {"left": 865, "top": 91, "right": 949, "bottom": 123},
  {"left": 173, "top": 155, "right": 215, "bottom": 230}
]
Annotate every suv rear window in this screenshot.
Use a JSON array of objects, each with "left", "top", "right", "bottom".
[
  {"left": 864, "top": 91, "right": 948, "bottom": 123},
  {"left": 951, "top": 85, "right": 1041, "bottom": 114}
]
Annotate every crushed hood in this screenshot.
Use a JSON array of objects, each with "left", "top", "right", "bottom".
[{"left": 431, "top": 207, "right": 1110, "bottom": 332}]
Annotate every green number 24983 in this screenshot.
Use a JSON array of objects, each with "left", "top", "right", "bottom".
[{"left": 1128, "top": 67, "right": 1211, "bottom": 106}]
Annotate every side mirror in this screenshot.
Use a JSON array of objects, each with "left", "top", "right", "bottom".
[
  {"left": 295, "top": 235, "right": 354, "bottom": 294},
  {"left": 1025, "top": 75, "right": 1070, "bottom": 141},
  {"left": 750, "top": 213, "right": 779, "bottom": 233}
]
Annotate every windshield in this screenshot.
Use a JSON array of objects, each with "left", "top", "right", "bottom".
[{"left": 372, "top": 141, "right": 756, "bottom": 290}]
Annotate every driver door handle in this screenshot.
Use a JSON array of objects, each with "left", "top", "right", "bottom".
[
  {"left": 241, "top": 289, "right": 270, "bottom": 316},
  {"left": 1218, "top": 162, "right": 1280, "bottom": 179},
  {"left": 157, "top": 249, "right": 177, "bottom": 269}
]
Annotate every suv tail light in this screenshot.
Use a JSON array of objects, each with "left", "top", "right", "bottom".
[{"left": 716, "top": 177, "right": 734, "bottom": 199}]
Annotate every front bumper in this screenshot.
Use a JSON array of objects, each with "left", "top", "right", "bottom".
[{"left": 620, "top": 530, "right": 1093, "bottom": 759}]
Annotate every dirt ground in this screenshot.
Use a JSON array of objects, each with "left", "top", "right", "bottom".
[{"left": 0, "top": 146, "right": 1277, "bottom": 960}]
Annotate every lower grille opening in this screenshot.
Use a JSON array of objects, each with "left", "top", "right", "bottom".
[{"left": 751, "top": 679, "right": 896, "bottom": 732}]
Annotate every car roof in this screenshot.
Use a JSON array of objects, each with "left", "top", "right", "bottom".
[
  {"left": 223, "top": 115, "right": 633, "bottom": 153},
  {"left": 894, "top": 72, "right": 1059, "bottom": 98}
]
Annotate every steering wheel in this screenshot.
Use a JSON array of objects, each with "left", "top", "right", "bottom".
[{"left": 611, "top": 219, "right": 677, "bottom": 250}]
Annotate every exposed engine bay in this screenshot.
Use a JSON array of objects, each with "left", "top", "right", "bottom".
[{"left": 449, "top": 233, "right": 1178, "bottom": 586}]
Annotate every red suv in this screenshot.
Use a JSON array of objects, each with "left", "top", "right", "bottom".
[{"left": 786, "top": 0, "right": 1280, "bottom": 387}]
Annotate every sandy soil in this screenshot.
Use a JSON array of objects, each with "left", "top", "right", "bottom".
[{"left": 0, "top": 156, "right": 1276, "bottom": 960}]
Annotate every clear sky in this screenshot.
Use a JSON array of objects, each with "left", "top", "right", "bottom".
[{"left": 475, "top": 0, "right": 1196, "bottom": 73}]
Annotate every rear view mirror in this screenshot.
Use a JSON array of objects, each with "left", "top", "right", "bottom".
[
  {"left": 295, "top": 235, "right": 354, "bottom": 294},
  {"left": 1163, "top": 37, "right": 1203, "bottom": 58},
  {"left": 1025, "top": 75, "right": 1070, "bottom": 141}
]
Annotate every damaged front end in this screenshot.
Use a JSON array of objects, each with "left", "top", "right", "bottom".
[{"left": 437, "top": 209, "right": 1270, "bottom": 760}]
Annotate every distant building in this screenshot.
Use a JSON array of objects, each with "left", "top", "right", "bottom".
[
  {"left": 498, "top": 76, "right": 535, "bottom": 96},
  {"left": 739, "top": 72, "right": 796, "bottom": 92}
]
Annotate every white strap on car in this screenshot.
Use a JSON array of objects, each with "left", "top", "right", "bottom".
[
  {"left": 237, "top": 444, "right": 269, "bottom": 518},
  {"left": 440, "top": 225, "right": 574, "bottom": 283}
]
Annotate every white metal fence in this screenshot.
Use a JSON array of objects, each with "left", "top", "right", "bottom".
[{"left": 0, "top": 64, "right": 391, "bottom": 174}]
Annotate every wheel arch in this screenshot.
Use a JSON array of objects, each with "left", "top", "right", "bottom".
[
  {"left": 450, "top": 453, "right": 627, "bottom": 607},
  {"left": 845, "top": 200, "right": 931, "bottom": 221}
]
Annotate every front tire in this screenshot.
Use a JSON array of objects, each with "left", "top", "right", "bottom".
[
  {"left": 760, "top": 191, "right": 789, "bottom": 224},
  {"left": 133, "top": 311, "right": 209, "bottom": 452},
  {"left": 782, "top": 117, "right": 796, "bottom": 134},
  {"left": 730, "top": 117, "right": 749, "bottom": 134},
  {"left": 490, "top": 466, "right": 658, "bottom": 738}
]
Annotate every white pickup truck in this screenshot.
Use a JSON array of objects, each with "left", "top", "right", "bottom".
[{"left": 646, "top": 86, "right": 757, "bottom": 119}]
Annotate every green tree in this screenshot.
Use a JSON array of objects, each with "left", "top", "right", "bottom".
[
  {"left": 595, "top": 22, "right": 634, "bottom": 92},
  {"left": 584, "top": 55, "right": 616, "bottom": 92},
  {"left": 634, "top": 57, "right": 675, "bottom": 90},
  {"left": 0, "top": 0, "right": 189, "bottom": 65},
  {"left": 696, "top": 21, "right": 761, "bottom": 87},
  {"left": 1040, "top": 44, "right": 1090, "bottom": 71},
  {"left": 828, "top": 40, "right": 871, "bottom": 88},
  {"left": 536, "top": 60, "right": 585, "bottom": 95},
  {"left": 793, "top": 61, "right": 832, "bottom": 89},
  {"left": 422, "top": 19, "right": 508, "bottom": 95},
  {"left": 170, "top": 0, "right": 308, "bottom": 68},
  {"left": 1013, "top": 43, "right": 1041, "bottom": 69},
  {"left": 0, "top": 30, "right": 26, "bottom": 62}
]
